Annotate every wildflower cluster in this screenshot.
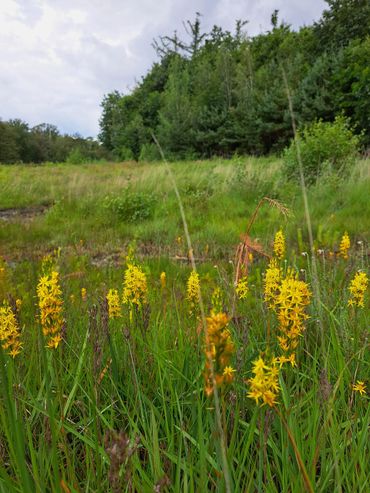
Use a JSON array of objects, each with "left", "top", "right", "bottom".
[
  {"left": 122, "top": 263, "right": 148, "bottom": 307},
  {"left": 211, "top": 287, "right": 223, "bottom": 315},
  {"left": 276, "top": 271, "right": 311, "bottom": 352},
  {"left": 348, "top": 271, "right": 368, "bottom": 308},
  {"left": 203, "top": 312, "right": 235, "bottom": 396},
  {"left": 235, "top": 276, "right": 248, "bottom": 300},
  {"left": 339, "top": 232, "right": 350, "bottom": 259},
  {"left": 106, "top": 289, "right": 122, "bottom": 319},
  {"left": 37, "top": 271, "right": 64, "bottom": 349},
  {"left": 273, "top": 229, "right": 285, "bottom": 260},
  {"left": 263, "top": 258, "right": 282, "bottom": 309},
  {"left": 247, "top": 356, "right": 279, "bottom": 407},
  {"left": 0, "top": 302, "right": 22, "bottom": 357},
  {"left": 186, "top": 270, "right": 200, "bottom": 315}
]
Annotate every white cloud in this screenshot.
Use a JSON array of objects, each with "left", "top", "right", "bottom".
[{"left": 0, "top": 0, "right": 326, "bottom": 137}]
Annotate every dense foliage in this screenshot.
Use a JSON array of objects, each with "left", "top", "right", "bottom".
[
  {"left": 283, "top": 116, "right": 360, "bottom": 184},
  {"left": 99, "top": 1, "right": 370, "bottom": 160},
  {"left": 0, "top": 120, "right": 110, "bottom": 164}
]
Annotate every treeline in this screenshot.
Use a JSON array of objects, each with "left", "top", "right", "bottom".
[
  {"left": 0, "top": 120, "right": 110, "bottom": 164},
  {"left": 99, "top": 0, "right": 370, "bottom": 160}
]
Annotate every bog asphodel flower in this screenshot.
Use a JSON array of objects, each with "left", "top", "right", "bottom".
[
  {"left": 122, "top": 263, "right": 147, "bottom": 307},
  {"left": 264, "top": 258, "right": 282, "bottom": 309},
  {"left": 160, "top": 272, "right": 166, "bottom": 289},
  {"left": 0, "top": 302, "right": 22, "bottom": 357},
  {"left": 211, "top": 287, "right": 223, "bottom": 315},
  {"left": 186, "top": 270, "right": 200, "bottom": 314},
  {"left": 247, "top": 356, "right": 280, "bottom": 407},
  {"left": 276, "top": 271, "right": 311, "bottom": 352},
  {"left": 235, "top": 276, "right": 248, "bottom": 300},
  {"left": 339, "top": 232, "right": 350, "bottom": 260},
  {"left": 37, "top": 271, "right": 64, "bottom": 349},
  {"left": 81, "top": 287, "right": 87, "bottom": 301},
  {"left": 273, "top": 229, "right": 285, "bottom": 260},
  {"left": 352, "top": 380, "right": 366, "bottom": 396},
  {"left": 107, "top": 289, "right": 122, "bottom": 319},
  {"left": 348, "top": 271, "right": 368, "bottom": 308},
  {"left": 204, "top": 312, "right": 235, "bottom": 396}
]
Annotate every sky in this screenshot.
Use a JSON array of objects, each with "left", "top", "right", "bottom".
[{"left": 0, "top": 0, "right": 327, "bottom": 138}]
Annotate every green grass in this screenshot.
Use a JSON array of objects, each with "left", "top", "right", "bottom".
[
  {"left": 1, "top": 157, "right": 369, "bottom": 260},
  {"left": 0, "top": 157, "right": 369, "bottom": 492}
]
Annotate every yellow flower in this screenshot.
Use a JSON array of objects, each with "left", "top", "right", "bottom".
[
  {"left": 223, "top": 366, "right": 236, "bottom": 383},
  {"left": 15, "top": 299, "right": 22, "bottom": 309},
  {"left": 264, "top": 258, "right": 282, "bottom": 309},
  {"left": 81, "top": 287, "right": 87, "bottom": 301},
  {"left": 211, "top": 287, "right": 223, "bottom": 315},
  {"left": 122, "top": 263, "right": 148, "bottom": 307},
  {"left": 160, "top": 272, "right": 166, "bottom": 289},
  {"left": 352, "top": 380, "right": 366, "bottom": 396},
  {"left": 107, "top": 289, "right": 122, "bottom": 319},
  {"left": 235, "top": 276, "right": 248, "bottom": 300},
  {"left": 273, "top": 229, "right": 285, "bottom": 260},
  {"left": 186, "top": 270, "right": 200, "bottom": 314},
  {"left": 203, "top": 312, "right": 235, "bottom": 396},
  {"left": 0, "top": 302, "right": 23, "bottom": 357},
  {"left": 247, "top": 355, "right": 280, "bottom": 407},
  {"left": 47, "top": 334, "right": 62, "bottom": 349},
  {"left": 338, "top": 232, "right": 350, "bottom": 260},
  {"left": 276, "top": 273, "right": 311, "bottom": 352},
  {"left": 348, "top": 271, "right": 368, "bottom": 308},
  {"left": 37, "top": 271, "right": 64, "bottom": 349}
]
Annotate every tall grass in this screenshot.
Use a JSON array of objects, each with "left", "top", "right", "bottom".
[{"left": 0, "top": 152, "right": 369, "bottom": 491}]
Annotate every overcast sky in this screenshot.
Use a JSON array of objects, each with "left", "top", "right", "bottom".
[{"left": 0, "top": 0, "right": 327, "bottom": 137}]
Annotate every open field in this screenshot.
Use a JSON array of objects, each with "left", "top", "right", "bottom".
[
  {"left": 0, "top": 158, "right": 369, "bottom": 492},
  {"left": 0, "top": 157, "right": 369, "bottom": 260}
]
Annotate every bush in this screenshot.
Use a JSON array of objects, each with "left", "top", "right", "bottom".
[
  {"left": 138, "top": 143, "right": 161, "bottom": 162},
  {"left": 103, "top": 189, "right": 156, "bottom": 223},
  {"left": 283, "top": 116, "right": 360, "bottom": 184},
  {"left": 67, "top": 148, "right": 86, "bottom": 165}
]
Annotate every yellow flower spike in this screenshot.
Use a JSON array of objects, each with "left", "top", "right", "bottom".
[
  {"left": 186, "top": 270, "right": 200, "bottom": 315},
  {"left": 348, "top": 271, "right": 368, "bottom": 308},
  {"left": 276, "top": 275, "right": 311, "bottom": 352},
  {"left": 338, "top": 232, "right": 350, "bottom": 260},
  {"left": 0, "top": 302, "right": 23, "bottom": 357},
  {"left": 264, "top": 258, "right": 282, "bottom": 309},
  {"left": 235, "top": 276, "right": 248, "bottom": 300},
  {"left": 203, "top": 312, "right": 235, "bottom": 396},
  {"left": 352, "top": 380, "right": 366, "bottom": 396},
  {"left": 106, "top": 289, "right": 122, "bottom": 319},
  {"left": 81, "top": 287, "right": 87, "bottom": 301},
  {"left": 211, "top": 287, "right": 223, "bottom": 315},
  {"left": 37, "top": 271, "right": 64, "bottom": 349},
  {"left": 247, "top": 355, "right": 280, "bottom": 407},
  {"left": 122, "top": 263, "right": 148, "bottom": 308},
  {"left": 160, "top": 272, "right": 166, "bottom": 289},
  {"left": 273, "top": 229, "right": 285, "bottom": 260}
]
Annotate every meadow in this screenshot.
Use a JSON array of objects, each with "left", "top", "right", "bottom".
[{"left": 0, "top": 157, "right": 369, "bottom": 492}]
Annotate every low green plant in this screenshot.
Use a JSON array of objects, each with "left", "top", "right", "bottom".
[
  {"left": 103, "top": 189, "right": 157, "bottom": 223},
  {"left": 283, "top": 115, "right": 360, "bottom": 184}
]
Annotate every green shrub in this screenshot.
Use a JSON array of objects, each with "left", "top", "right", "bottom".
[
  {"left": 283, "top": 116, "right": 360, "bottom": 184},
  {"left": 138, "top": 143, "right": 161, "bottom": 162},
  {"left": 67, "top": 148, "right": 86, "bottom": 164},
  {"left": 103, "top": 189, "right": 157, "bottom": 222},
  {"left": 117, "top": 146, "right": 135, "bottom": 161}
]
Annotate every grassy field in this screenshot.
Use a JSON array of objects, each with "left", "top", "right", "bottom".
[{"left": 0, "top": 157, "right": 369, "bottom": 492}]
